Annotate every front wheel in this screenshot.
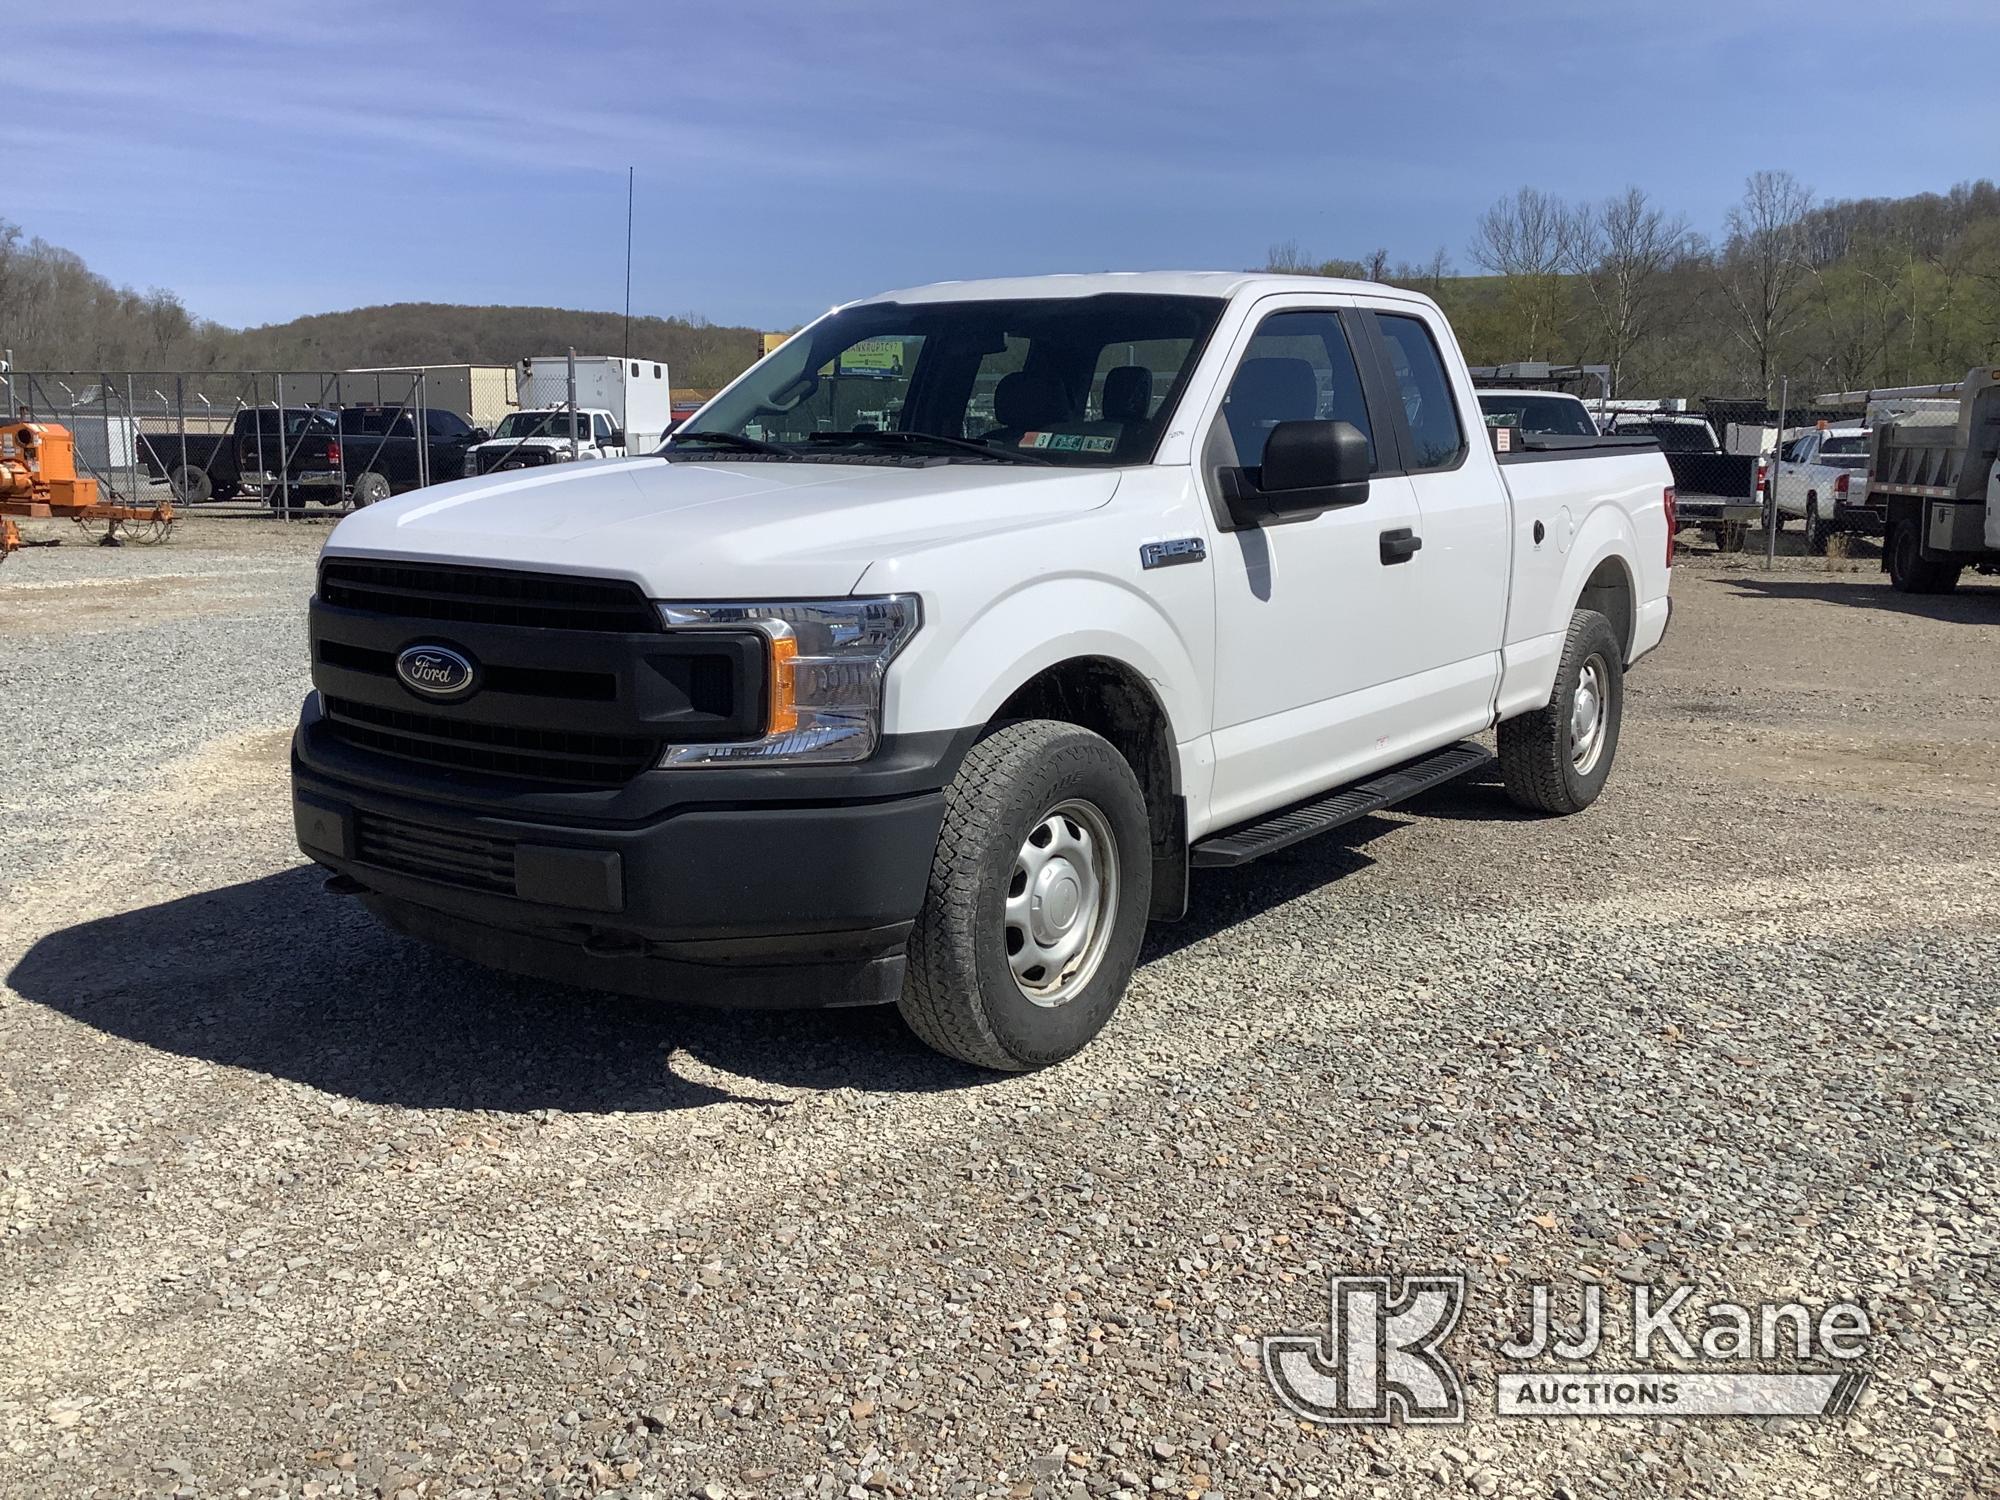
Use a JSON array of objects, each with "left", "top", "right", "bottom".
[
  {"left": 1498, "top": 609, "right": 1624, "bottom": 816},
  {"left": 1887, "top": 516, "right": 1960, "bottom": 594},
  {"left": 899, "top": 720, "right": 1152, "bottom": 1071}
]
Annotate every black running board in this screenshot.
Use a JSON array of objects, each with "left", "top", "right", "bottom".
[{"left": 1190, "top": 740, "right": 1495, "bottom": 868}]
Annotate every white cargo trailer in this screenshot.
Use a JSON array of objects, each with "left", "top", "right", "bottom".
[
  {"left": 342, "top": 365, "right": 520, "bottom": 430},
  {"left": 518, "top": 355, "right": 671, "bottom": 452}
]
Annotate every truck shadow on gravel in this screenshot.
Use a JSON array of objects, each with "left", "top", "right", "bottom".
[
  {"left": 1720, "top": 573, "right": 2000, "bottom": 620},
  {"left": 12, "top": 778, "right": 1531, "bottom": 1109}
]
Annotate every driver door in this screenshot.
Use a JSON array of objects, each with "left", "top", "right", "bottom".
[{"left": 1199, "top": 296, "right": 1428, "bottom": 829}]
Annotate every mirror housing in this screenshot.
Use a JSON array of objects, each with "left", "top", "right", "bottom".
[
  {"left": 468, "top": 427, "right": 491, "bottom": 444},
  {"left": 607, "top": 428, "right": 625, "bottom": 447},
  {"left": 1222, "top": 419, "right": 1371, "bottom": 526}
]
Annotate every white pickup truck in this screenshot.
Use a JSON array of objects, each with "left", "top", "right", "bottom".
[
  {"left": 293, "top": 273, "right": 1674, "bottom": 1070},
  {"left": 462, "top": 407, "right": 627, "bottom": 476},
  {"left": 1771, "top": 423, "right": 1876, "bottom": 553}
]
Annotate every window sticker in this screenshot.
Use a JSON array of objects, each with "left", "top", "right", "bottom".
[{"left": 1020, "top": 432, "right": 1117, "bottom": 454}]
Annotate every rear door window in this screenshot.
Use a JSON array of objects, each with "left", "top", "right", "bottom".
[{"left": 1371, "top": 313, "right": 1465, "bottom": 471}]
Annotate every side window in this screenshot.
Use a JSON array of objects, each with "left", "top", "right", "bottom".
[
  {"left": 1373, "top": 313, "right": 1466, "bottom": 471},
  {"left": 1217, "top": 310, "right": 1376, "bottom": 471},
  {"left": 427, "top": 409, "right": 470, "bottom": 439},
  {"left": 594, "top": 413, "right": 616, "bottom": 442}
]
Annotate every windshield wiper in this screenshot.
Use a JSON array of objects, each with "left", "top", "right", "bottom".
[
  {"left": 671, "top": 429, "right": 794, "bottom": 455},
  {"left": 805, "top": 430, "right": 1053, "bottom": 465}
]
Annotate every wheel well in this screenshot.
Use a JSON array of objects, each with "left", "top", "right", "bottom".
[
  {"left": 992, "top": 656, "right": 1185, "bottom": 919},
  {"left": 1576, "top": 557, "right": 1635, "bottom": 662}
]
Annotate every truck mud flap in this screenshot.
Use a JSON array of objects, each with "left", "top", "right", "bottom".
[{"left": 1190, "top": 741, "right": 1496, "bottom": 868}]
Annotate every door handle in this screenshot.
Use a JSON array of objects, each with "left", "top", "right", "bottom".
[{"left": 1379, "top": 527, "right": 1423, "bottom": 565}]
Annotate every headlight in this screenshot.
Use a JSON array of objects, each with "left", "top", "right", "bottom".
[
  {"left": 463, "top": 453, "right": 480, "bottom": 476},
  {"left": 656, "top": 596, "right": 920, "bottom": 765}
]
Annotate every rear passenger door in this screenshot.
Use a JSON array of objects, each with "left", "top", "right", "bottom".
[
  {"left": 1200, "top": 296, "right": 1429, "bottom": 828},
  {"left": 1359, "top": 308, "right": 1508, "bottom": 716}
]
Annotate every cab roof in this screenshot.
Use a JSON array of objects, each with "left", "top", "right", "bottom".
[{"left": 852, "top": 270, "right": 1429, "bottom": 307}]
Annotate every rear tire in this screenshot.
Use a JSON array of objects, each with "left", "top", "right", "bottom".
[
  {"left": 168, "top": 464, "right": 212, "bottom": 504},
  {"left": 1498, "top": 609, "right": 1624, "bottom": 816},
  {"left": 1805, "top": 496, "right": 1828, "bottom": 555},
  {"left": 351, "top": 471, "right": 392, "bottom": 508},
  {"left": 899, "top": 720, "right": 1152, "bottom": 1072},
  {"left": 1888, "top": 515, "right": 1960, "bottom": 594}
]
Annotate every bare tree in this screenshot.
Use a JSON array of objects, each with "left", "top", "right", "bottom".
[
  {"left": 1265, "top": 239, "right": 1315, "bottom": 274},
  {"left": 1716, "top": 169, "right": 1816, "bottom": 396},
  {"left": 1362, "top": 247, "right": 1390, "bottom": 282},
  {"left": 1470, "top": 187, "right": 1580, "bottom": 356},
  {"left": 1568, "top": 187, "right": 1695, "bottom": 393}
]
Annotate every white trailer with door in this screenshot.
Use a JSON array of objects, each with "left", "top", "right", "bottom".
[{"left": 517, "top": 355, "right": 672, "bottom": 453}]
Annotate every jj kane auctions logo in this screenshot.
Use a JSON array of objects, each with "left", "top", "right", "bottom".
[{"left": 1263, "top": 1273, "right": 1872, "bottom": 1423}]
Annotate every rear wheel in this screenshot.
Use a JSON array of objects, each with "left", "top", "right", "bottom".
[
  {"left": 168, "top": 464, "right": 212, "bottom": 504},
  {"left": 1888, "top": 515, "right": 1960, "bottom": 594},
  {"left": 1498, "top": 609, "right": 1624, "bottom": 816},
  {"left": 1805, "top": 496, "right": 1828, "bottom": 555},
  {"left": 899, "top": 720, "right": 1152, "bottom": 1071},
  {"left": 350, "top": 471, "right": 392, "bottom": 508}
]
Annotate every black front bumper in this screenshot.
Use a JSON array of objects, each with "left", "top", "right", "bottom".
[{"left": 293, "top": 695, "right": 967, "bottom": 1008}]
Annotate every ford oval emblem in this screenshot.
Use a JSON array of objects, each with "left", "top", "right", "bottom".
[{"left": 395, "top": 643, "right": 478, "bottom": 701}]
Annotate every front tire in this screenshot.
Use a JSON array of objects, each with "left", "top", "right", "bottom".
[
  {"left": 1498, "top": 609, "right": 1624, "bottom": 816},
  {"left": 900, "top": 720, "right": 1152, "bottom": 1071},
  {"left": 1888, "top": 515, "right": 1960, "bottom": 594}
]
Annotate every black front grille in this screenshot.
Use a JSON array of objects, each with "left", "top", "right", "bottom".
[
  {"left": 316, "top": 639, "right": 616, "bottom": 701},
  {"left": 323, "top": 696, "right": 658, "bottom": 787},
  {"left": 475, "top": 448, "right": 560, "bottom": 475},
  {"left": 319, "top": 560, "right": 660, "bottom": 633},
  {"left": 355, "top": 810, "right": 516, "bottom": 894}
]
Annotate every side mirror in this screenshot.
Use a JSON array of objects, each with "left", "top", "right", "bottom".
[
  {"left": 607, "top": 429, "right": 625, "bottom": 447},
  {"left": 1223, "top": 419, "right": 1370, "bottom": 526},
  {"left": 469, "top": 427, "right": 490, "bottom": 444}
]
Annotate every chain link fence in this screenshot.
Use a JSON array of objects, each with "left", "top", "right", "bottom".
[{"left": 0, "top": 359, "right": 595, "bottom": 523}]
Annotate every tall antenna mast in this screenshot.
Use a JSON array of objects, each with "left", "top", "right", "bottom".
[{"left": 622, "top": 167, "right": 635, "bottom": 365}]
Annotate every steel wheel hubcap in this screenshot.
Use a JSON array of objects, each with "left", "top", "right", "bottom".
[
  {"left": 1005, "top": 798, "right": 1118, "bottom": 1007},
  {"left": 1571, "top": 656, "right": 1608, "bottom": 774}
]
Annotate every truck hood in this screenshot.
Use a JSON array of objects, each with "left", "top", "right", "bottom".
[{"left": 323, "top": 456, "right": 1121, "bottom": 596}]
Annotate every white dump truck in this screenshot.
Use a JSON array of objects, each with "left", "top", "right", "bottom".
[{"left": 1857, "top": 368, "right": 2000, "bottom": 593}]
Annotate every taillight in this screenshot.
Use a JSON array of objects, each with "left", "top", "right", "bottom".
[
  {"left": 1833, "top": 471, "right": 1849, "bottom": 498},
  {"left": 1756, "top": 460, "right": 1768, "bottom": 494},
  {"left": 1663, "top": 486, "right": 1677, "bottom": 567},
  {"left": 326, "top": 439, "right": 342, "bottom": 467}
]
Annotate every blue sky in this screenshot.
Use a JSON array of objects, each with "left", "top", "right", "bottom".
[{"left": 14, "top": 1, "right": 2000, "bottom": 333}]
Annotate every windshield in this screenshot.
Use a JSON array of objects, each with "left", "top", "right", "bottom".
[
  {"left": 1615, "top": 418, "right": 1714, "bottom": 452},
  {"left": 676, "top": 294, "right": 1226, "bottom": 466},
  {"left": 493, "top": 411, "right": 578, "bottom": 439},
  {"left": 1477, "top": 393, "right": 1596, "bottom": 436}
]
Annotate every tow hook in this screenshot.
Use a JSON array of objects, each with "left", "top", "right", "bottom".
[
  {"left": 581, "top": 930, "right": 647, "bottom": 959},
  {"left": 323, "top": 873, "right": 367, "bottom": 896}
]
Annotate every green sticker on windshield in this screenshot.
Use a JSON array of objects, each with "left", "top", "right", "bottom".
[{"left": 1020, "top": 431, "right": 1116, "bottom": 453}]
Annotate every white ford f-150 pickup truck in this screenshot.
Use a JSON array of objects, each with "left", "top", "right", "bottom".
[{"left": 293, "top": 273, "right": 1674, "bottom": 1070}]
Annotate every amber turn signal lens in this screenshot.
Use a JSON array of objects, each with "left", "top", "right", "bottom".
[{"left": 766, "top": 633, "right": 800, "bottom": 734}]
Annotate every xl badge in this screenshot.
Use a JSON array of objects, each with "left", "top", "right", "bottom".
[{"left": 395, "top": 643, "right": 478, "bottom": 701}]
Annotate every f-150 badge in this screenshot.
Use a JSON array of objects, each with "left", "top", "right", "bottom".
[{"left": 1140, "top": 537, "right": 1206, "bottom": 570}]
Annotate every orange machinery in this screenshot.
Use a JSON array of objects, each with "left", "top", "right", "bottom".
[{"left": 0, "top": 420, "right": 174, "bottom": 561}]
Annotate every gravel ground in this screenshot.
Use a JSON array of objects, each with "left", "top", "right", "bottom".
[{"left": 1, "top": 518, "right": 1996, "bottom": 1499}]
